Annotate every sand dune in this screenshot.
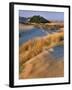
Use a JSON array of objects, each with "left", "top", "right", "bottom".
[
  {"left": 19, "top": 50, "right": 64, "bottom": 79},
  {"left": 19, "top": 25, "right": 64, "bottom": 79}
]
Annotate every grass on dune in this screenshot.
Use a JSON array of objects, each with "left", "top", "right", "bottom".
[{"left": 19, "top": 32, "right": 64, "bottom": 73}]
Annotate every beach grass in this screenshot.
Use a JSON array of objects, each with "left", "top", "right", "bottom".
[{"left": 19, "top": 32, "right": 64, "bottom": 73}]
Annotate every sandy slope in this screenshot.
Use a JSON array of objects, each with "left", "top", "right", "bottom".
[{"left": 19, "top": 50, "right": 64, "bottom": 79}]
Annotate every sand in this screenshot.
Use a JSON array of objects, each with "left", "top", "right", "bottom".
[
  {"left": 19, "top": 24, "right": 34, "bottom": 31},
  {"left": 19, "top": 50, "right": 64, "bottom": 79}
]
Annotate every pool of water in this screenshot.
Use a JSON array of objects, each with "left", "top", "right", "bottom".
[
  {"left": 50, "top": 46, "right": 64, "bottom": 59},
  {"left": 19, "top": 28, "right": 48, "bottom": 45}
]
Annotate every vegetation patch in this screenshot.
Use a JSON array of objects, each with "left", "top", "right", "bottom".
[{"left": 19, "top": 32, "right": 64, "bottom": 73}]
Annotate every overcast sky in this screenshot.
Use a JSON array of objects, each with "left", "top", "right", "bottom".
[{"left": 19, "top": 10, "right": 64, "bottom": 21}]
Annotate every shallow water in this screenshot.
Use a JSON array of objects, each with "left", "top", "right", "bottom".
[
  {"left": 50, "top": 46, "right": 64, "bottom": 59},
  {"left": 19, "top": 28, "right": 48, "bottom": 45}
]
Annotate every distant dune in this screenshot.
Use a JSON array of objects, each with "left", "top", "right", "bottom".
[
  {"left": 19, "top": 24, "right": 34, "bottom": 31},
  {"left": 19, "top": 21, "right": 64, "bottom": 32}
]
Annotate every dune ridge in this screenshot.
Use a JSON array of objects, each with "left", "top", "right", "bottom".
[{"left": 19, "top": 31, "right": 64, "bottom": 79}]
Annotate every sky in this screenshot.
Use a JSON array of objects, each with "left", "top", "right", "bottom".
[{"left": 19, "top": 10, "right": 64, "bottom": 21}]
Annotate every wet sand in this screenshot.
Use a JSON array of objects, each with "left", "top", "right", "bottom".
[{"left": 19, "top": 24, "right": 34, "bottom": 31}]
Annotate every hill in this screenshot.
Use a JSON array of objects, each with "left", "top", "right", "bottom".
[{"left": 29, "top": 15, "right": 50, "bottom": 23}]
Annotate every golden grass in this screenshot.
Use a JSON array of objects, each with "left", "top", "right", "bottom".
[{"left": 19, "top": 32, "right": 64, "bottom": 73}]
